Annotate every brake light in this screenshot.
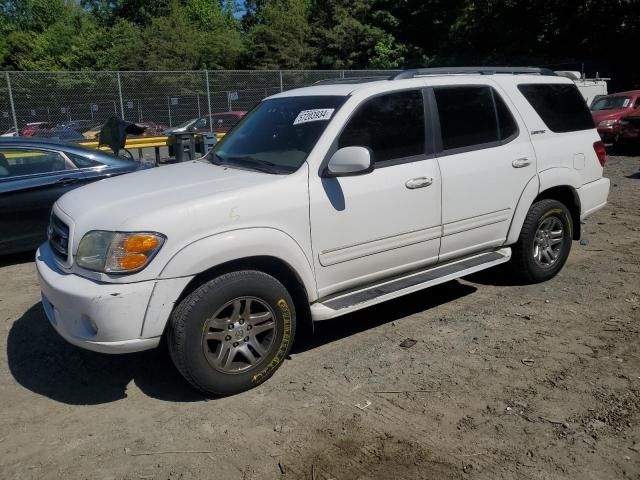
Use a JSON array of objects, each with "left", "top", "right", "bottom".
[{"left": 593, "top": 141, "right": 607, "bottom": 167}]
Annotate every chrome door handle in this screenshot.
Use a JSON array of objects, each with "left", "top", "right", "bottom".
[
  {"left": 405, "top": 177, "right": 433, "bottom": 189},
  {"left": 512, "top": 158, "right": 531, "bottom": 168}
]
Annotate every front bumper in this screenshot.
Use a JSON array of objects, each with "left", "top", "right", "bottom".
[
  {"left": 620, "top": 125, "right": 640, "bottom": 142},
  {"left": 596, "top": 125, "right": 619, "bottom": 143},
  {"left": 36, "top": 243, "right": 160, "bottom": 354}
]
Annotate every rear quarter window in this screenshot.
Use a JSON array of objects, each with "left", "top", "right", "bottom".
[{"left": 518, "top": 83, "right": 594, "bottom": 133}]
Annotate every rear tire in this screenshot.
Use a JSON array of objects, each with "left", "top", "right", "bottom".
[
  {"left": 168, "top": 270, "right": 296, "bottom": 396},
  {"left": 511, "top": 199, "right": 573, "bottom": 283}
]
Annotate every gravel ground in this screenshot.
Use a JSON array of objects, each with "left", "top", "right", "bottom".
[{"left": 0, "top": 155, "right": 638, "bottom": 480}]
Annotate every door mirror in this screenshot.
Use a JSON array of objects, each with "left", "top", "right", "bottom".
[{"left": 323, "top": 146, "right": 373, "bottom": 177}]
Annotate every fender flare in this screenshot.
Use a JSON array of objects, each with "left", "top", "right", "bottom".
[
  {"left": 506, "top": 174, "right": 540, "bottom": 244},
  {"left": 537, "top": 167, "right": 581, "bottom": 192},
  {"left": 506, "top": 168, "right": 581, "bottom": 244},
  {"left": 159, "top": 227, "right": 317, "bottom": 301}
]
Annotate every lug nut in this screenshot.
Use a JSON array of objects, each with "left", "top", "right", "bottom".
[
  {"left": 228, "top": 324, "right": 234, "bottom": 330},
  {"left": 233, "top": 342, "right": 239, "bottom": 347},
  {"left": 244, "top": 337, "right": 250, "bottom": 342},
  {"left": 225, "top": 335, "right": 231, "bottom": 341},
  {"left": 246, "top": 325, "right": 252, "bottom": 330},
  {"left": 239, "top": 319, "right": 245, "bottom": 325}
]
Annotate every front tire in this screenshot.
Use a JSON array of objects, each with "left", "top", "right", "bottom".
[
  {"left": 511, "top": 199, "right": 573, "bottom": 283},
  {"left": 168, "top": 271, "right": 296, "bottom": 396}
]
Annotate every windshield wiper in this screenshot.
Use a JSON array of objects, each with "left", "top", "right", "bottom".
[
  {"left": 206, "top": 151, "right": 225, "bottom": 165},
  {"left": 222, "top": 156, "right": 286, "bottom": 174}
]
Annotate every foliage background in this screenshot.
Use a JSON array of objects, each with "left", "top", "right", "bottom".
[{"left": 0, "top": 0, "right": 638, "bottom": 90}]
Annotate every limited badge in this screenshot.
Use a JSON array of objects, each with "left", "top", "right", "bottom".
[{"left": 293, "top": 108, "right": 335, "bottom": 125}]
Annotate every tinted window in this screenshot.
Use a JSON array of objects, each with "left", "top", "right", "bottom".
[
  {"left": 339, "top": 90, "right": 425, "bottom": 163},
  {"left": 212, "top": 96, "right": 346, "bottom": 173},
  {"left": 518, "top": 83, "right": 594, "bottom": 132},
  {"left": 67, "top": 152, "right": 102, "bottom": 168},
  {"left": 495, "top": 92, "right": 518, "bottom": 140},
  {"left": 0, "top": 148, "right": 69, "bottom": 178},
  {"left": 435, "top": 86, "right": 500, "bottom": 150}
]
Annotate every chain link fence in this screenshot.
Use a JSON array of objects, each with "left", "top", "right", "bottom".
[{"left": 0, "top": 70, "right": 398, "bottom": 135}]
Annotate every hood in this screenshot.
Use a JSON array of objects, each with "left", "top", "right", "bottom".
[
  {"left": 162, "top": 126, "right": 189, "bottom": 135},
  {"left": 591, "top": 109, "right": 628, "bottom": 124},
  {"left": 56, "top": 160, "right": 274, "bottom": 232}
]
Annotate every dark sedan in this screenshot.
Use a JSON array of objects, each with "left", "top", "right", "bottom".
[{"left": 0, "top": 137, "right": 152, "bottom": 255}]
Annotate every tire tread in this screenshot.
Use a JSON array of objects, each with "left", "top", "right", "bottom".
[
  {"left": 168, "top": 270, "right": 293, "bottom": 395},
  {"left": 511, "top": 199, "right": 572, "bottom": 283}
]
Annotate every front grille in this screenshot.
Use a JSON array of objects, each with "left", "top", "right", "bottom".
[{"left": 48, "top": 213, "right": 70, "bottom": 261}]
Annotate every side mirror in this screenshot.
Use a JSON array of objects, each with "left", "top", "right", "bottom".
[{"left": 323, "top": 146, "right": 373, "bottom": 177}]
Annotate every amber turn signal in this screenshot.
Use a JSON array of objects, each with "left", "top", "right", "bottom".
[
  {"left": 123, "top": 234, "right": 160, "bottom": 253},
  {"left": 117, "top": 253, "right": 149, "bottom": 270}
]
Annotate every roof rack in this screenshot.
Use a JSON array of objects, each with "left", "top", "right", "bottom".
[
  {"left": 390, "top": 67, "right": 556, "bottom": 80},
  {"left": 313, "top": 76, "right": 390, "bottom": 85}
]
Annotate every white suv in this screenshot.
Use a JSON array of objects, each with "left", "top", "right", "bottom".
[{"left": 36, "top": 67, "right": 610, "bottom": 395}]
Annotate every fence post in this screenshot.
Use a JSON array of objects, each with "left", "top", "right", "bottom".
[
  {"left": 279, "top": 70, "right": 284, "bottom": 92},
  {"left": 116, "top": 72, "right": 125, "bottom": 119},
  {"left": 205, "top": 70, "right": 213, "bottom": 133},
  {"left": 5, "top": 72, "right": 18, "bottom": 133}
]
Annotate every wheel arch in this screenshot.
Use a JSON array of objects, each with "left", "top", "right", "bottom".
[
  {"left": 534, "top": 186, "right": 581, "bottom": 240},
  {"left": 151, "top": 228, "right": 317, "bottom": 339},
  {"left": 507, "top": 171, "right": 582, "bottom": 244},
  {"left": 175, "top": 255, "right": 313, "bottom": 335}
]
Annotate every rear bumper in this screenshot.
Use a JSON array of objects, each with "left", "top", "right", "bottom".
[
  {"left": 36, "top": 243, "right": 160, "bottom": 354},
  {"left": 578, "top": 177, "right": 610, "bottom": 220}
]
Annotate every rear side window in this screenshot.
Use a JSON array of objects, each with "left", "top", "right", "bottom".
[
  {"left": 434, "top": 86, "right": 518, "bottom": 151},
  {"left": 339, "top": 90, "right": 425, "bottom": 163},
  {"left": 67, "top": 152, "right": 102, "bottom": 168},
  {"left": 496, "top": 94, "right": 518, "bottom": 140},
  {"left": 518, "top": 83, "right": 594, "bottom": 133},
  {"left": 0, "top": 148, "right": 69, "bottom": 178}
]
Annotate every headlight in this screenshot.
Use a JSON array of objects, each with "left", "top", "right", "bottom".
[
  {"left": 598, "top": 119, "right": 618, "bottom": 127},
  {"left": 76, "top": 231, "right": 165, "bottom": 273}
]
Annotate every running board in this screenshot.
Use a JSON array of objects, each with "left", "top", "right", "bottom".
[{"left": 311, "top": 248, "right": 511, "bottom": 321}]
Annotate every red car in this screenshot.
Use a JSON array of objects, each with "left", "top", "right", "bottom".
[
  {"left": 590, "top": 90, "right": 640, "bottom": 144},
  {"left": 20, "top": 122, "right": 52, "bottom": 137},
  {"left": 619, "top": 113, "right": 640, "bottom": 145}
]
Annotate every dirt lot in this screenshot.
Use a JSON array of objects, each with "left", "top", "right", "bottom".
[{"left": 1, "top": 155, "right": 639, "bottom": 480}]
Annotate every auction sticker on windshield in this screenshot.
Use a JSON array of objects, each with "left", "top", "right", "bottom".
[{"left": 293, "top": 109, "right": 335, "bottom": 125}]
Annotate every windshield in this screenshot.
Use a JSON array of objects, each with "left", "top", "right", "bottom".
[
  {"left": 207, "top": 95, "right": 346, "bottom": 174},
  {"left": 591, "top": 96, "right": 631, "bottom": 111}
]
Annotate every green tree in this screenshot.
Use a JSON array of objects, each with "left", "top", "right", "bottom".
[
  {"left": 80, "top": 0, "right": 175, "bottom": 26},
  {"left": 186, "top": 0, "right": 244, "bottom": 69},
  {"left": 0, "top": 0, "right": 104, "bottom": 70},
  {"left": 94, "top": 19, "right": 145, "bottom": 70},
  {"left": 244, "top": 0, "right": 312, "bottom": 69},
  {"left": 308, "top": 0, "right": 406, "bottom": 69}
]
